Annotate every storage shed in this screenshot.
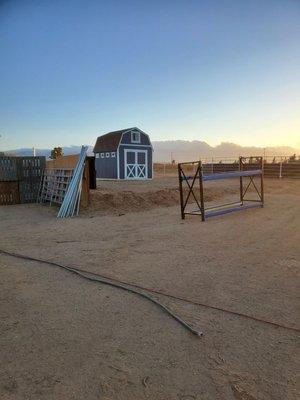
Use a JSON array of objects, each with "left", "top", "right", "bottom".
[{"left": 93, "top": 127, "right": 153, "bottom": 180}]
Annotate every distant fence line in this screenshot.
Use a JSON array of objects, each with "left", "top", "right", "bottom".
[{"left": 154, "top": 155, "right": 300, "bottom": 179}]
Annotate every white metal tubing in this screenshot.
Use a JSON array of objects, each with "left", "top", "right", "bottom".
[
  {"left": 75, "top": 175, "right": 83, "bottom": 216},
  {"left": 63, "top": 164, "right": 82, "bottom": 216},
  {"left": 57, "top": 146, "right": 88, "bottom": 218}
]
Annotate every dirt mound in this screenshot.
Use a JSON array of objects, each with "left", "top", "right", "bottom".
[{"left": 85, "top": 186, "right": 237, "bottom": 216}]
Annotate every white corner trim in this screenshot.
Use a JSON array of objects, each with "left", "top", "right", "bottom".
[
  {"left": 117, "top": 149, "right": 120, "bottom": 179},
  {"left": 119, "top": 143, "right": 152, "bottom": 148}
]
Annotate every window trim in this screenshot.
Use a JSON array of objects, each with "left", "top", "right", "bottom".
[
  {"left": 106, "top": 152, "right": 110, "bottom": 158},
  {"left": 100, "top": 153, "right": 105, "bottom": 158},
  {"left": 131, "top": 131, "right": 141, "bottom": 144},
  {"left": 111, "top": 152, "right": 116, "bottom": 158}
]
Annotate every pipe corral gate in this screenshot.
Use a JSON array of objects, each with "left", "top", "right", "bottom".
[{"left": 178, "top": 156, "right": 264, "bottom": 221}]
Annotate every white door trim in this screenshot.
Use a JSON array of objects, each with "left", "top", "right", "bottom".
[{"left": 124, "top": 149, "right": 148, "bottom": 180}]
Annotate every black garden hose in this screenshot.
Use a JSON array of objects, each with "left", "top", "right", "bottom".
[
  {"left": 0, "top": 249, "right": 203, "bottom": 337},
  {"left": 1, "top": 249, "right": 299, "bottom": 335}
]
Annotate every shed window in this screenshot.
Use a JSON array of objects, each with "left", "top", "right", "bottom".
[
  {"left": 100, "top": 153, "right": 104, "bottom": 158},
  {"left": 106, "top": 152, "right": 110, "bottom": 158},
  {"left": 131, "top": 131, "right": 141, "bottom": 143},
  {"left": 111, "top": 152, "right": 116, "bottom": 158}
]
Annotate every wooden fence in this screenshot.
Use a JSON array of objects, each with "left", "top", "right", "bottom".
[
  {"left": 0, "top": 156, "right": 45, "bottom": 205},
  {"left": 154, "top": 160, "right": 300, "bottom": 179}
]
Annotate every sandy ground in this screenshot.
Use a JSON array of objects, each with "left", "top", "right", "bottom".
[
  {"left": 87, "top": 176, "right": 243, "bottom": 215},
  {"left": 0, "top": 177, "right": 299, "bottom": 400}
]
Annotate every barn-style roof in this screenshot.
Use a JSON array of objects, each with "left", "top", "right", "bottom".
[{"left": 93, "top": 127, "right": 139, "bottom": 152}]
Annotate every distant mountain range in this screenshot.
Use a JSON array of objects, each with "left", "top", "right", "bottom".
[
  {"left": 2, "top": 145, "right": 93, "bottom": 158},
  {"left": 3, "top": 141, "right": 299, "bottom": 162},
  {"left": 152, "top": 141, "right": 299, "bottom": 162}
]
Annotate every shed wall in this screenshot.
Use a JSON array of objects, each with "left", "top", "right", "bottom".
[{"left": 95, "top": 155, "right": 118, "bottom": 179}]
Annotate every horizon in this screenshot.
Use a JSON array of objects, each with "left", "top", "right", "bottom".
[
  {"left": 1, "top": 1, "right": 300, "bottom": 150},
  {"left": 2, "top": 137, "right": 300, "bottom": 153},
  {"left": 4, "top": 140, "right": 299, "bottom": 164},
  {"left": 4, "top": 138, "right": 300, "bottom": 152}
]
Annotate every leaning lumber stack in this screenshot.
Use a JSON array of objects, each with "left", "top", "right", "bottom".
[{"left": 57, "top": 146, "right": 88, "bottom": 218}]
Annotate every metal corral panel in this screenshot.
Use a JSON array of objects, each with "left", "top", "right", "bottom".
[
  {"left": 0, "top": 156, "right": 45, "bottom": 205},
  {"left": 280, "top": 163, "right": 300, "bottom": 178},
  {"left": 19, "top": 181, "right": 41, "bottom": 203},
  {"left": 17, "top": 157, "right": 45, "bottom": 180},
  {"left": 17, "top": 157, "right": 45, "bottom": 203},
  {"left": 0, "top": 182, "right": 20, "bottom": 205},
  {"left": 0, "top": 157, "right": 18, "bottom": 181},
  {"left": 200, "top": 162, "right": 300, "bottom": 179}
]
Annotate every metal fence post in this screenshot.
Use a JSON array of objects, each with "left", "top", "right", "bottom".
[
  {"left": 211, "top": 157, "right": 214, "bottom": 174},
  {"left": 279, "top": 157, "right": 282, "bottom": 179}
]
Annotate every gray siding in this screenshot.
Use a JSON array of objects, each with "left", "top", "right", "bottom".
[
  {"left": 118, "top": 146, "right": 152, "bottom": 179},
  {"left": 120, "top": 130, "right": 151, "bottom": 146},
  {"left": 95, "top": 154, "right": 118, "bottom": 179},
  {"left": 94, "top": 128, "right": 153, "bottom": 180},
  {"left": 147, "top": 148, "right": 153, "bottom": 179}
]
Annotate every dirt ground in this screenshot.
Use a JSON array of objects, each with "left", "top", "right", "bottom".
[
  {"left": 0, "top": 176, "right": 299, "bottom": 400},
  {"left": 86, "top": 176, "right": 242, "bottom": 215}
]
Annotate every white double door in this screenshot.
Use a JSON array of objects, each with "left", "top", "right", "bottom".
[{"left": 125, "top": 149, "right": 147, "bottom": 179}]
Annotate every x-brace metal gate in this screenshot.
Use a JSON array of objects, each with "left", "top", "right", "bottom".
[
  {"left": 178, "top": 157, "right": 264, "bottom": 221},
  {"left": 178, "top": 161, "right": 205, "bottom": 220}
]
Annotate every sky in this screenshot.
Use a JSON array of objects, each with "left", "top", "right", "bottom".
[{"left": 0, "top": 0, "right": 299, "bottom": 151}]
